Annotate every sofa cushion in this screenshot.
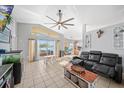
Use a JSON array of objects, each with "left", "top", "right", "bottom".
[
  {"left": 89, "top": 54, "right": 101, "bottom": 62},
  {"left": 84, "top": 60, "right": 96, "bottom": 70},
  {"left": 88, "top": 51, "right": 102, "bottom": 62},
  {"left": 80, "top": 52, "right": 89, "bottom": 60},
  {"left": 92, "top": 64, "right": 115, "bottom": 77},
  {"left": 100, "top": 57, "right": 116, "bottom": 67},
  {"left": 71, "top": 59, "right": 82, "bottom": 65},
  {"left": 92, "top": 64, "right": 109, "bottom": 74},
  {"left": 85, "top": 61, "right": 96, "bottom": 66},
  {"left": 80, "top": 55, "right": 89, "bottom": 60},
  {"left": 102, "top": 53, "right": 118, "bottom": 58},
  {"left": 100, "top": 53, "right": 118, "bottom": 67},
  {"left": 90, "top": 51, "right": 102, "bottom": 55}
]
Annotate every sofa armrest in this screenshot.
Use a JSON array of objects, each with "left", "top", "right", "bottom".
[
  {"left": 73, "top": 56, "right": 82, "bottom": 60},
  {"left": 70, "top": 58, "right": 83, "bottom": 65},
  {"left": 115, "top": 64, "right": 122, "bottom": 72},
  {"left": 114, "top": 63, "right": 122, "bottom": 83}
]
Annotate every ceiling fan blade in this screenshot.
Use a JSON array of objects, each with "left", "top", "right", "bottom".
[
  {"left": 50, "top": 24, "right": 58, "bottom": 28},
  {"left": 61, "top": 18, "right": 74, "bottom": 24},
  {"left": 62, "top": 25, "right": 68, "bottom": 29},
  {"left": 64, "top": 24, "right": 74, "bottom": 26},
  {"left": 44, "top": 23, "right": 56, "bottom": 25},
  {"left": 46, "top": 16, "right": 57, "bottom": 23}
]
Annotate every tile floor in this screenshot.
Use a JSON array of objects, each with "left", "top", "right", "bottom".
[{"left": 15, "top": 57, "right": 124, "bottom": 88}]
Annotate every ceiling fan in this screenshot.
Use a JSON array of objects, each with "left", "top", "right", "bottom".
[{"left": 45, "top": 10, "right": 74, "bottom": 30}]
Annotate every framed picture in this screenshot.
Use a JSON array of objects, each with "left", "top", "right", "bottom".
[
  {"left": 0, "top": 5, "right": 14, "bottom": 32},
  {"left": 84, "top": 33, "right": 91, "bottom": 48},
  {"left": 0, "top": 27, "right": 11, "bottom": 43},
  {"left": 113, "top": 26, "right": 124, "bottom": 49}
]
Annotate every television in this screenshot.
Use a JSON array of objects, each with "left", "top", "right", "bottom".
[{"left": 0, "top": 5, "right": 14, "bottom": 32}]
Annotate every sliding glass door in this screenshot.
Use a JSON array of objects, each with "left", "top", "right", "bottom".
[{"left": 37, "top": 40, "right": 55, "bottom": 57}]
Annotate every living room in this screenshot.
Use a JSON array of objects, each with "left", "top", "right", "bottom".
[{"left": 0, "top": 3, "right": 124, "bottom": 90}]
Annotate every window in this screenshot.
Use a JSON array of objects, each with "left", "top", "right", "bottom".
[{"left": 38, "top": 40, "right": 55, "bottom": 56}]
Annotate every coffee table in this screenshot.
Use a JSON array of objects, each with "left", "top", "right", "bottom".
[{"left": 64, "top": 63, "right": 98, "bottom": 88}]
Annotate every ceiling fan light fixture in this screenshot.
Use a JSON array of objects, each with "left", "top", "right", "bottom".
[
  {"left": 46, "top": 9, "right": 74, "bottom": 30},
  {"left": 59, "top": 9, "right": 61, "bottom": 13}
]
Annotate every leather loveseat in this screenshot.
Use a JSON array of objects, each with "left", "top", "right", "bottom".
[{"left": 72, "top": 51, "right": 122, "bottom": 83}]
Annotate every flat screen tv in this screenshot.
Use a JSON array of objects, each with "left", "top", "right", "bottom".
[{"left": 0, "top": 5, "right": 14, "bottom": 32}]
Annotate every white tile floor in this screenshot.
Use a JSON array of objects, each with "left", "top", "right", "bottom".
[{"left": 15, "top": 57, "right": 124, "bottom": 88}]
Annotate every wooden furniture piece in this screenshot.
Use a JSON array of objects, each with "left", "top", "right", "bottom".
[
  {"left": 64, "top": 63, "right": 98, "bottom": 88},
  {"left": 0, "top": 64, "right": 14, "bottom": 88},
  {"left": 71, "top": 65, "right": 85, "bottom": 74}
]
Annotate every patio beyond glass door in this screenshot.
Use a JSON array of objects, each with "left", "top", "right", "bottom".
[{"left": 38, "top": 40, "right": 55, "bottom": 57}]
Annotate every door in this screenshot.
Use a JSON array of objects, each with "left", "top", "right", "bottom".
[
  {"left": 28, "top": 39, "right": 35, "bottom": 62},
  {"left": 56, "top": 40, "right": 61, "bottom": 58}
]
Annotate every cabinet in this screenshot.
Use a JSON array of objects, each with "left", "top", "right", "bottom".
[
  {"left": 0, "top": 64, "right": 14, "bottom": 88},
  {"left": 0, "top": 50, "right": 23, "bottom": 84}
]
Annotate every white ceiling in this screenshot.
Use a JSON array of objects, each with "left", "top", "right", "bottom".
[
  {"left": 12, "top": 5, "right": 124, "bottom": 40},
  {"left": 30, "top": 33, "right": 56, "bottom": 40}
]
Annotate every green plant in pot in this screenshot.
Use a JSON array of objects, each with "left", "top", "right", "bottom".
[{"left": 2, "top": 54, "right": 20, "bottom": 64}]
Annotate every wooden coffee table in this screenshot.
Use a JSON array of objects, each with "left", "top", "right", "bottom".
[{"left": 64, "top": 63, "right": 98, "bottom": 88}]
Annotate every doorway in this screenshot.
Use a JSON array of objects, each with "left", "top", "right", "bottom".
[
  {"left": 28, "top": 39, "right": 35, "bottom": 62},
  {"left": 56, "top": 40, "right": 61, "bottom": 58}
]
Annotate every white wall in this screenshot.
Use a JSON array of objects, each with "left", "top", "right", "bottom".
[
  {"left": 0, "top": 44, "right": 10, "bottom": 51},
  {"left": 17, "top": 23, "right": 64, "bottom": 63},
  {"left": 17, "top": 23, "right": 33, "bottom": 63},
  {"left": 10, "top": 20, "right": 17, "bottom": 50},
  {"left": 83, "top": 22, "right": 124, "bottom": 72}
]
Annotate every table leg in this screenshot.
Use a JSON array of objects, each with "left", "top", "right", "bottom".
[
  {"left": 44, "top": 58, "right": 47, "bottom": 68},
  {"left": 51, "top": 56, "right": 56, "bottom": 64},
  {"left": 54, "top": 56, "right": 56, "bottom": 63},
  {"left": 51, "top": 57, "right": 53, "bottom": 64}
]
